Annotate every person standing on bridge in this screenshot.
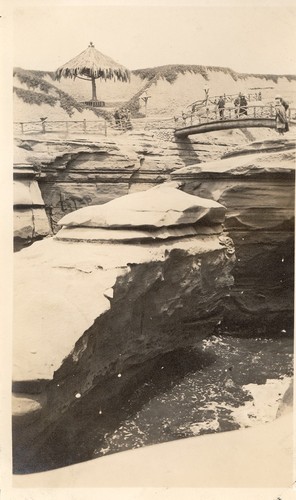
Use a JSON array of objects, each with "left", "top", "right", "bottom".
[
  {"left": 276, "top": 94, "right": 289, "bottom": 112},
  {"left": 275, "top": 96, "right": 289, "bottom": 135},
  {"left": 217, "top": 96, "right": 225, "bottom": 120},
  {"left": 239, "top": 94, "right": 248, "bottom": 116},
  {"left": 234, "top": 93, "right": 241, "bottom": 117},
  {"left": 275, "top": 95, "right": 289, "bottom": 132}
]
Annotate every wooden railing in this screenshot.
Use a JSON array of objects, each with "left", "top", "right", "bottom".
[
  {"left": 187, "top": 92, "right": 263, "bottom": 113},
  {"left": 13, "top": 116, "right": 177, "bottom": 137},
  {"left": 175, "top": 105, "right": 296, "bottom": 127},
  {"left": 82, "top": 100, "right": 106, "bottom": 107},
  {"left": 14, "top": 107, "right": 295, "bottom": 137},
  {"left": 14, "top": 119, "right": 108, "bottom": 136}
]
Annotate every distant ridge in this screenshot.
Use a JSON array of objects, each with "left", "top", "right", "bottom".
[
  {"left": 133, "top": 64, "right": 296, "bottom": 84},
  {"left": 15, "top": 64, "right": 296, "bottom": 85}
]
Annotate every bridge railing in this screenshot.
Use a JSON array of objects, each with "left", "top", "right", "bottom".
[
  {"left": 176, "top": 105, "right": 296, "bottom": 127},
  {"left": 14, "top": 116, "right": 177, "bottom": 137},
  {"left": 187, "top": 92, "right": 263, "bottom": 112},
  {"left": 13, "top": 118, "right": 108, "bottom": 136}
]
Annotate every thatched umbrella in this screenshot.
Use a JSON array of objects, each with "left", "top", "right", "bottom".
[{"left": 55, "top": 42, "right": 130, "bottom": 103}]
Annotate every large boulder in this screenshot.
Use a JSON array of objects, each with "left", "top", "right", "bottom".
[
  {"left": 58, "top": 184, "right": 225, "bottom": 229},
  {"left": 13, "top": 184, "right": 235, "bottom": 472}
]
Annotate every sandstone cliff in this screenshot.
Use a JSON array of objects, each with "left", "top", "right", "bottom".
[
  {"left": 13, "top": 184, "right": 235, "bottom": 472},
  {"left": 172, "top": 138, "right": 295, "bottom": 335},
  {"left": 13, "top": 158, "right": 52, "bottom": 251},
  {"left": 14, "top": 123, "right": 286, "bottom": 247}
]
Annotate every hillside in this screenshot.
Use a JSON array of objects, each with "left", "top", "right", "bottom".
[
  {"left": 14, "top": 65, "right": 296, "bottom": 123},
  {"left": 13, "top": 68, "right": 108, "bottom": 123}
]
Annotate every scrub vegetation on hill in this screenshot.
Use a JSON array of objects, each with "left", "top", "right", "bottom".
[
  {"left": 237, "top": 72, "right": 296, "bottom": 84},
  {"left": 133, "top": 64, "right": 296, "bottom": 85},
  {"left": 13, "top": 67, "right": 115, "bottom": 120},
  {"left": 13, "top": 65, "right": 296, "bottom": 121},
  {"left": 14, "top": 68, "right": 86, "bottom": 117},
  {"left": 134, "top": 65, "right": 211, "bottom": 83}
]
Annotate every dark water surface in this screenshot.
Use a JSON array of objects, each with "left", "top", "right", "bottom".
[
  {"left": 14, "top": 332, "right": 293, "bottom": 474},
  {"left": 91, "top": 333, "right": 293, "bottom": 459}
]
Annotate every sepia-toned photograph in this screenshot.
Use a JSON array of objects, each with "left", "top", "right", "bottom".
[{"left": 4, "top": 0, "right": 296, "bottom": 496}]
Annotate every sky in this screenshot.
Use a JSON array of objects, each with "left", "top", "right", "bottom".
[{"left": 11, "top": 2, "right": 296, "bottom": 75}]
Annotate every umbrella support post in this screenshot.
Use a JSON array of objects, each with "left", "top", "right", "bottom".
[{"left": 91, "top": 77, "right": 97, "bottom": 101}]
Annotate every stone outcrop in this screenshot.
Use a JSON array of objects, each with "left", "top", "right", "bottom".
[
  {"left": 13, "top": 184, "right": 235, "bottom": 472},
  {"left": 58, "top": 185, "right": 225, "bottom": 228},
  {"left": 14, "top": 129, "right": 251, "bottom": 236},
  {"left": 13, "top": 161, "right": 52, "bottom": 250},
  {"left": 172, "top": 138, "right": 295, "bottom": 335}
]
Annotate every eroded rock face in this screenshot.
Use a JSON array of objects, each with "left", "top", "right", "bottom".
[
  {"left": 14, "top": 130, "right": 246, "bottom": 234},
  {"left": 13, "top": 185, "right": 235, "bottom": 472},
  {"left": 13, "top": 165, "right": 52, "bottom": 250},
  {"left": 172, "top": 139, "right": 295, "bottom": 334}
]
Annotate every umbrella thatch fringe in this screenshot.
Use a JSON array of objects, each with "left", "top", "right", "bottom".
[{"left": 55, "top": 45, "right": 130, "bottom": 83}]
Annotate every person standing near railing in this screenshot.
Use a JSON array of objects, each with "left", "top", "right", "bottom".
[
  {"left": 40, "top": 116, "right": 48, "bottom": 134},
  {"left": 125, "top": 108, "right": 133, "bottom": 130},
  {"left": 114, "top": 109, "right": 121, "bottom": 128},
  {"left": 275, "top": 95, "right": 289, "bottom": 127},
  {"left": 275, "top": 96, "right": 289, "bottom": 134},
  {"left": 239, "top": 94, "right": 248, "bottom": 116},
  {"left": 182, "top": 112, "right": 187, "bottom": 125},
  {"left": 275, "top": 94, "right": 289, "bottom": 110},
  {"left": 217, "top": 96, "right": 225, "bottom": 120},
  {"left": 234, "top": 94, "right": 241, "bottom": 118}
]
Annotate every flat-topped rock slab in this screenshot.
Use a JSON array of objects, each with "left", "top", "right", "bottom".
[{"left": 58, "top": 184, "right": 225, "bottom": 229}]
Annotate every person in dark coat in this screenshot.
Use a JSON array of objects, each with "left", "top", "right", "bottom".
[
  {"left": 217, "top": 96, "right": 225, "bottom": 120},
  {"left": 276, "top": 94, "right": 289, "bottom": 111},
  {"left": 114, "top": 109, "right": 121, "bottom": 128},
  {"left": 239, "top": 94, "right": 248, "bottom": 116},
  {"left": 125, "top": 108, "right": 133, "bottom": 130},
  {"left": 275, "top": 97, "right": 288, "bottom": 134},
  {"left": 234, "top": 94, "right": 241, "bottom": 117},
  {"left": 275, "top": 95, "right": 289, "bottom": 131}
]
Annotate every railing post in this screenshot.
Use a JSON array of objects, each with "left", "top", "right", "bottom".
[
  {"left": 104, "top": 119, "right": 107, "bottom": 136},
  {"left": 254, "top": 106, "right": 256, "bottom": 118},
  {"left": 83, "top": 119, "right": 86, "bottom": 133},
  {"left": 20, "top": 123, "right": 24, "bottom": 134},
  {"left": 41, "top": 121, "right": 46, "bottom": 134},
  {"left": 270, "top": 104, "right": 273, "bottom": 117}
]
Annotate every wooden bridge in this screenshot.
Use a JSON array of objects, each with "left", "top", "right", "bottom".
[{"left": 174, "top": 104, "right": 296, "bottom": 139}]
